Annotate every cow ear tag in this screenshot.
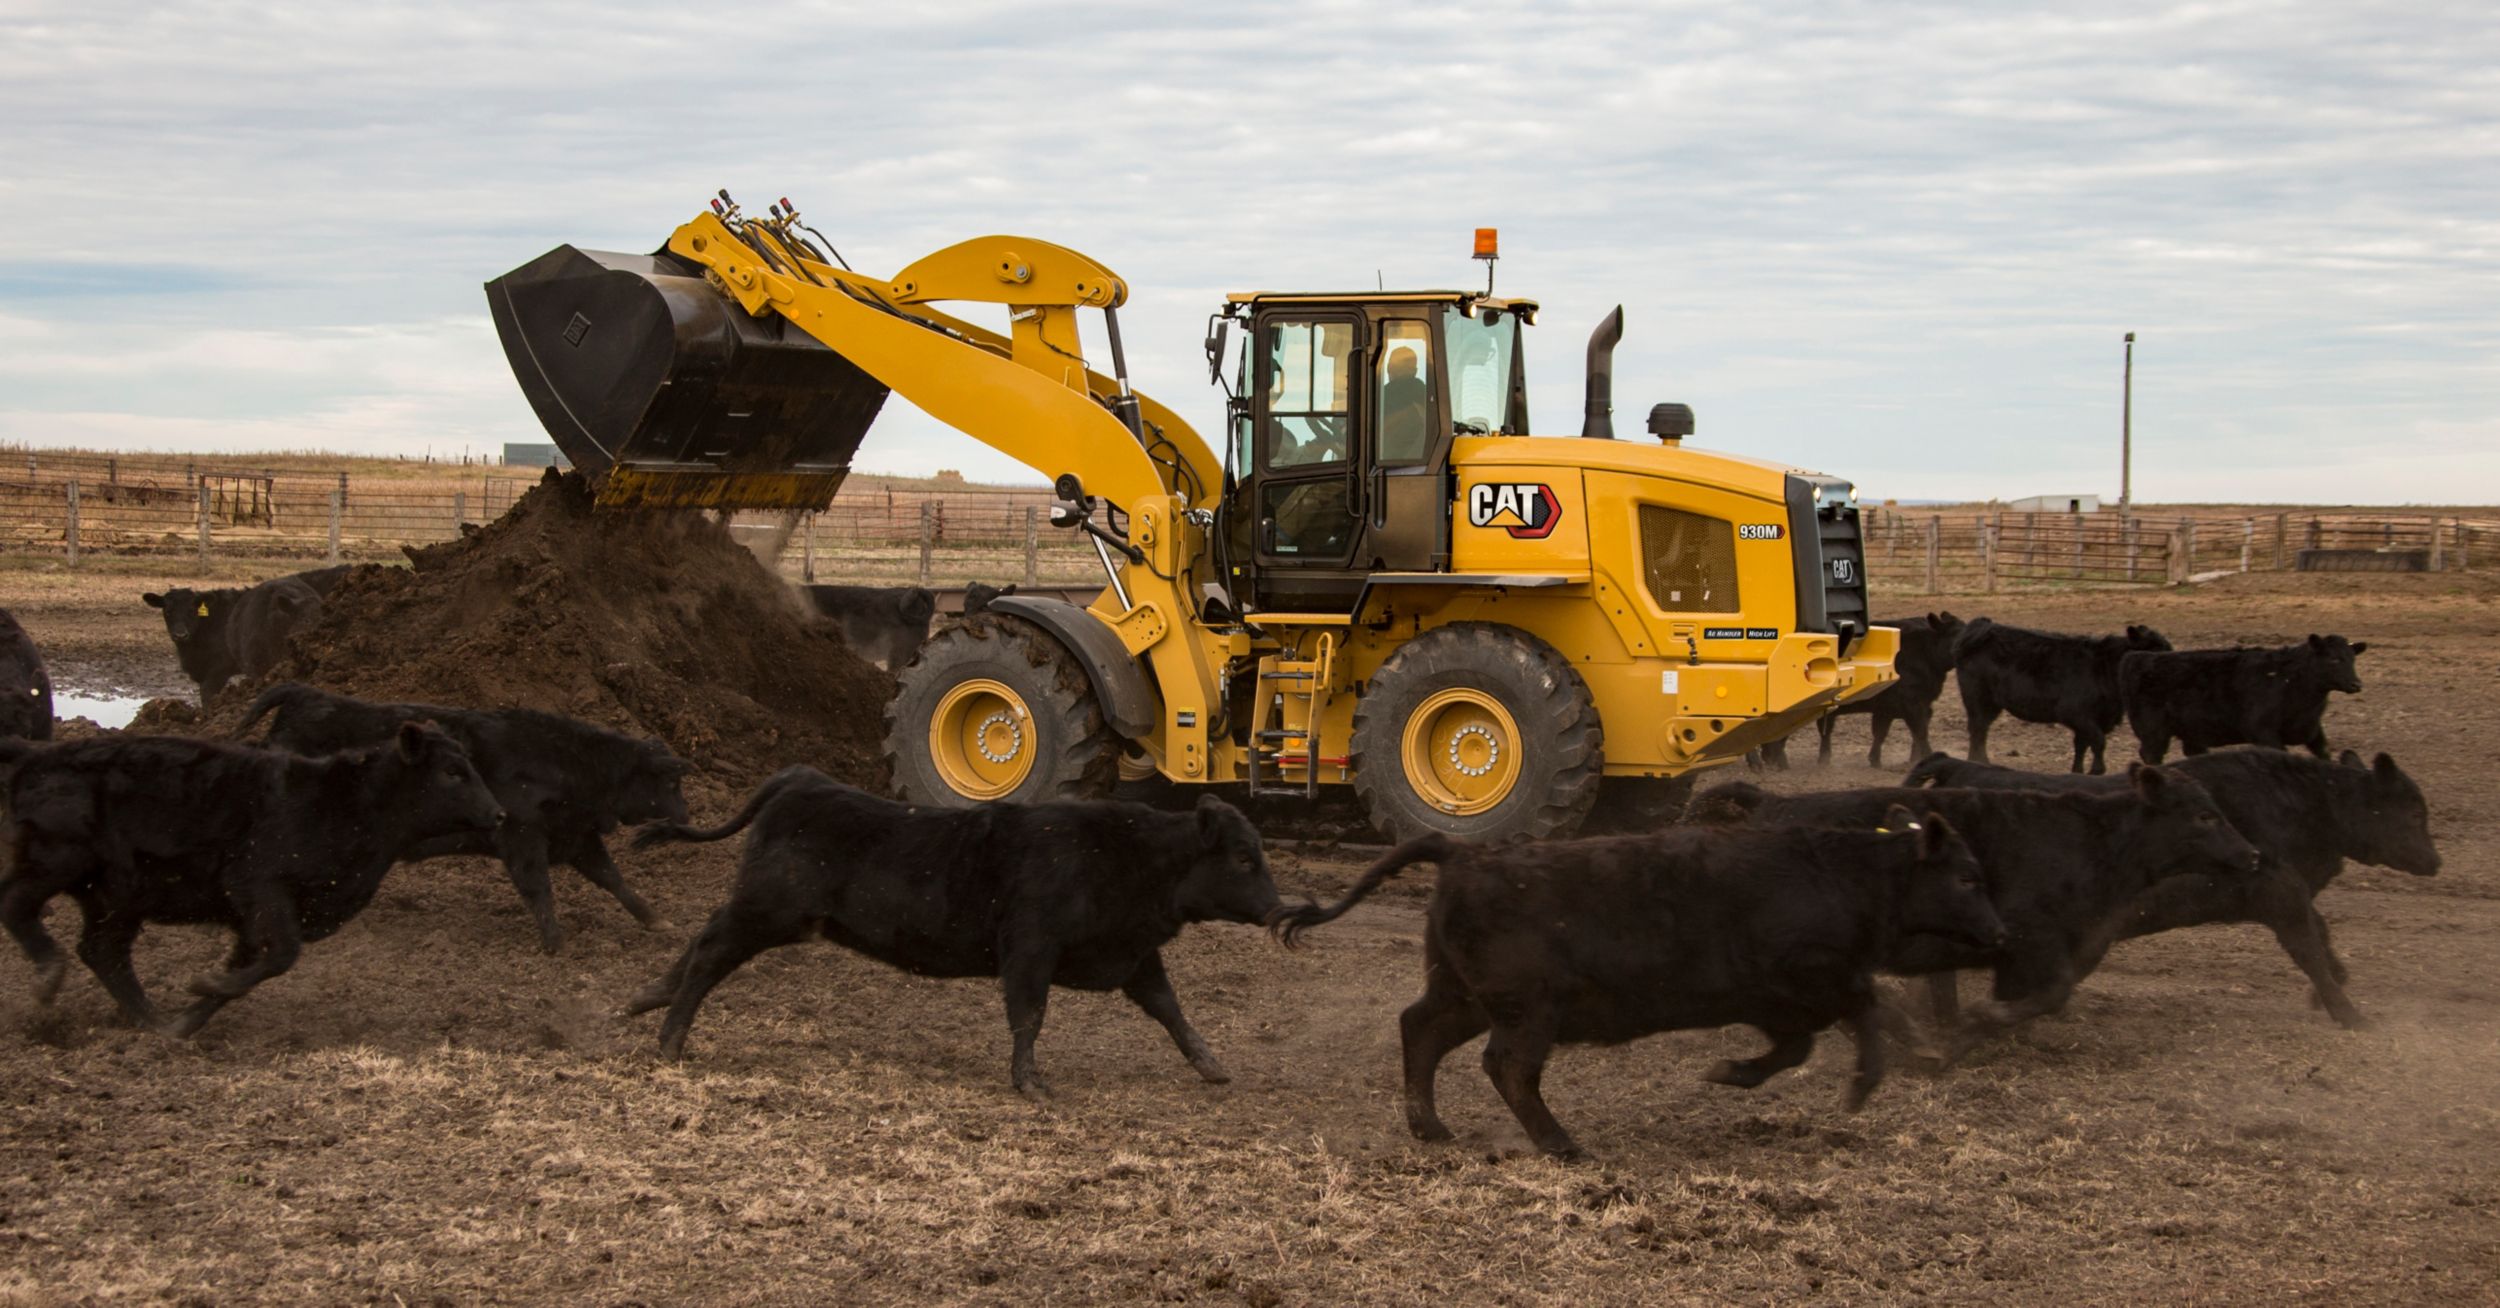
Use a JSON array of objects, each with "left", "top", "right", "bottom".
[{"left": 195, "top": 602, "right": 210, "bottom": 617}]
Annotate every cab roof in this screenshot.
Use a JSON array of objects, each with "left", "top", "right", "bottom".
[{"left": 1225, "top": 291, "right": 1540, "bottom": 322}]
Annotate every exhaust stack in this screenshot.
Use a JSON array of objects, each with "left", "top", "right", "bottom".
[{"left": 1580, "top": 305, "right": 1624, "bottom": 439}]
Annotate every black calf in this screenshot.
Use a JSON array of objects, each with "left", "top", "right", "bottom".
[
  {"left": 0, "top": 725, "right": 501, "bottom": 1035},
  {"left": 1905, "top": 747, "right": 2436, "bottom": 1027},
  {"left": 237, "top": 683, "right": 689, "bottom": 952},
  {"left": 1954, "top": 618, "right": 2170, "bottom": 773},
  {"left": 627, "top": 770, "right": 1301, "bottom": 1098},
  {"left": 1277, "top": 810, "right": 2001, "bottom": 1159}
]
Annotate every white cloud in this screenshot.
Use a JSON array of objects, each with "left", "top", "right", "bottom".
[{"left": 0, "top": 1, "right": 2491, "bottom": 501}]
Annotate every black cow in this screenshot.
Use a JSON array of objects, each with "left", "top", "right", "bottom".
[
  {"left": 1904, "top": 748, "right": 2437, "bottom": 1027},
  {"left": 0, "top": 607, "right": 52, "bottom": 741},
  {"left": 1954, "top": 618, "right": 2171, "bottom": 773},
  {"left": 1691, "top": 765, "right": 2257, "bottom": 1045},
  {"left": 237, "top": 683, "right": 689, "bottom": 952},
  {"left": 626, "top": 770, "right": 1301, "bottom": 1097},
  {"left": 0, "top": 724, "right": 502, "bottom": 1036},
  {"left": 962, "top": 581, "right": 1020, "bottom": 614},
  {"left": 1758, "top": 612, "right": 1965, "bottom": 769},
  {"left": 143, "top": 565, "right": 351, "bottom": 698},
  {"left": 800, "top": 584, "right": 935, "bottom": 668},
  {"left": 2119, "top": 635, "right": 2366, "bottom": 764},
  {"left": 1273, "top": 811, "right": 2000, "bottom": 1159}
]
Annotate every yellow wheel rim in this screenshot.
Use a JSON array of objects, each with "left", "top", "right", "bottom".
[
  {"left": 1400, "top": 688, "right": 1523, "bottom": 816},
  {"left": 929, "top": 678, "right": 1035, "bottom": 800}
]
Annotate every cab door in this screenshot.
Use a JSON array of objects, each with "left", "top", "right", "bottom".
[
  {"left": 1364, "top": 313, "right": 1447, "bottom": 573},
  {"left": 1249, "top": 313, "right": 1365, "bottom": 609}
]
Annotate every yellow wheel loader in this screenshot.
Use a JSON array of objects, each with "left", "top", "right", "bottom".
[{"left": 487, "top": 192, "right": 1899, "bottom": 841}]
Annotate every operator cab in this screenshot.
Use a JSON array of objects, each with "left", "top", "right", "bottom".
[{"left": 1213, "top": 292, "right": 1535, "bottom": 612}]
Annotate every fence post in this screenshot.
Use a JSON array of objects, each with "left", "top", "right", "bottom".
[
  {"left": 2273, "top": 513, "right": 2288, "bottom": 570},
  {"left": 1024, "top": 504, "right": 1040, "bottom": 586},
  {"left": 2239, "top": 518, "right": 2254, "bottom": 573},
  {"left": 107, "top": 457, "right": 118, "bottom": 486},
  {"left": 1924, "top": 515, "right": 1940, "bottom": 593},
  {"left": 196, "top": 484, "right": 211, "bottom": 563},
  {"left": 2306, "top": 517, "right": 2322, "bottom": 551},
  {"left": 452, "top": 490, "right": 467, "bottom": 534},
  {"left": 327, "top": 488, "right": 343, "bottom": 563},
  {"left": 802, "top": 511, "right": 816, "bottom": 583},
  {"left": 918, "top": 499, "right": 936, "bottom": 585},
  {"left": 1983, "top": 520, "right": 1998, "bottom": 593},
  {"left": 2073, "top": 520, "right": 2086, "bottom": 579},
  {"left": 64, "top": 479, "right": 79, "bottom": 564},
  {"left": 2429, "top": 517, "right": 2445, "bottom": 572}
]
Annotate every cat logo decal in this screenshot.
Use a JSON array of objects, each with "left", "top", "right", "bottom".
[{"left": 1466, "top": 482, "right": 1563, "bottom": 540}]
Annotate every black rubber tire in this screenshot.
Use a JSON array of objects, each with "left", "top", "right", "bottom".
[
  {"left": 1350, "top": 622, "right": 1604, "bottom": 843},
  {"left": 886, "top": 614, "right": 1119, "bottom": 806}
]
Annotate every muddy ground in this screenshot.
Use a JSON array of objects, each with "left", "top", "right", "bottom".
[{"left": 1, "top": 563, "right": 2495, "bottom": 1304}]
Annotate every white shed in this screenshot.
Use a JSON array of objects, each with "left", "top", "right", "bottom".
[{"left": 2005, "top": 493, "right": 2100, "bottom": 513}]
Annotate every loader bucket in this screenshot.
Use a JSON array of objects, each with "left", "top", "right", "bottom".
[{"left": 485, "top": 245, "right": 889, "bottom": 511}]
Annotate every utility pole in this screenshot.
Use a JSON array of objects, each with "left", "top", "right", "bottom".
[{"left": 2120, "top": 332, "right": 2135, "bottom": 517}]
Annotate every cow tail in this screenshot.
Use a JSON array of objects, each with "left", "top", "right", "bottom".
[
  {"left": 1902, "top": 751, "right": 1960, "bottom": 788},
  {"left": 1272, "top": 833, "right": 1458, "bottom": 947},
  {"left": 630, "top": 766, "right": 814, "bottom": 850},
  {"left": 233, "top": 682, "right": 309, "bottom": 740}
]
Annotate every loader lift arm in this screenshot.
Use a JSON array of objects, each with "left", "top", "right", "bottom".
[{"left": 663, "top": 211, "right": 1222, "bottom": 517}]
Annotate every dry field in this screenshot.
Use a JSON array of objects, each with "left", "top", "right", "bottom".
[{"left": 2, "top": 564, "right": 2496, "bottom": 1304}]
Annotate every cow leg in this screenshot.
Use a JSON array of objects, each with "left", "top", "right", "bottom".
[
  {"left": 2069, "top": 724, "right": 2109, "bottom": 775},
  {"left": 1925, "top": 971, "right": 1962, "bottom": 1030},
  {"left": 999, "top": 946, "right": 1060, "bottom": 1101},
  {"left": 1399, "top": 974, "right": 1489, "bottom": 1144},
  {"left": 2304, "top": 730, "right": 2331, "bottom": 758},
  {"left": 2308, "top": 905, "right": 2350, "bottom": 985},
  {"left": 169, "top": 894, "right": 303, "bottom": 1037},
  {"left": 70, "top": 898, "right": 158, "bottom": 1028},
  {"left": 565, "top": 834, "right": 659, "bottom": 929},
  {"left": 1904, "top": 703, "right": 1934, "bottom": 763},
  {"left": 1120, "top": 951, "right": 1229, "bottom": 1085},
  {"left": 650, "top": 905, "right": 794, "bottom": 1060},
  {"left": 496, "top": 825, "right": 565, "bottom": 954},
  {"left": 0, "top": 873, "right": 69, "bottom": 1005},
  {"left": 1702, "top": 1027, "right": 1814, "bottom": 1090},
  {"left": 1864, "top": 713, "right": 1892, "bottom": 768},
  {"left": 1844, "top": 1003, "right": 1888, "bottom": 1110},
  {"left": 1481, "top": 1013, "right": 1579, "bottom": 1160},
  {"left": 1964, "top": 704, "right": 1997, "bottom": 763},
  {"left": 1964, "top": 952, "right": 2079, "bottom": 1042}
]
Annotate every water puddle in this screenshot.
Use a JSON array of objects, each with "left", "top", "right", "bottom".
[{"left": 53, "top": 692, "right": 155, "bottom": 729}]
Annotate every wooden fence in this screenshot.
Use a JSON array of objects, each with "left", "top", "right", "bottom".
[
  {"left": 1858, "top": 507, "right": 2496, "bottom": 593},
  {"left": 0, "top": 448, "right": 2489, "bottom": 592}
]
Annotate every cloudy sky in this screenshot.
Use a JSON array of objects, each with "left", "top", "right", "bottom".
[{"left": 2, "top": 2, "right": 2492, "bottom": 504}]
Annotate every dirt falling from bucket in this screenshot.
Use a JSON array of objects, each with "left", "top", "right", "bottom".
[{"left": 142, "top": 470, "right": 892, "bottom": 802}]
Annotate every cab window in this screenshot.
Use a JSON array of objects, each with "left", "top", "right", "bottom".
[
  {"left": 1375, "top": 319, "right": 1434, "bottom": 465},
  {"left": 1259, "top": 319, "right": 1355, "bottom": 470},
  {"left": 1639, "top": 506, "right": 1740, "bottom": 612}
]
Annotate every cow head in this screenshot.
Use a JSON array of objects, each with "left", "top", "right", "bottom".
[
  {"left": 392, "top": 721, "right": 506, "bottom": 839},
  {"left": 2337, "top": 750, "right": 2439, "bottom": 876},
  {"left": 1926, "top": 611, "right": 1966, "bottom": 655},
  {"left": 1880, "top": 804, "right": 2003, "bottom": 951},
  {"left": 2124, "top": 624, "right": 2173, "bottom": 653},
  {"left": 142, "top": 587, "right": 220, "bottom": 647},
  {"left": 1177, "top": 794, "right": 1293, "bottom": 928},
  {"left": 2125, "top": 764, "right": 2258, "bottom": 879},
  {"left": 2305, "top": 634, "right": 2367, "bottom": 694},
  {"left": 616, "top": 740, "right": 694, "bottom": 826}
]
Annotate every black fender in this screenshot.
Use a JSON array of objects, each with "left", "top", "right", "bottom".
[{"left": 986, "top": 596, "right": 1160, "bottom": 742}]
